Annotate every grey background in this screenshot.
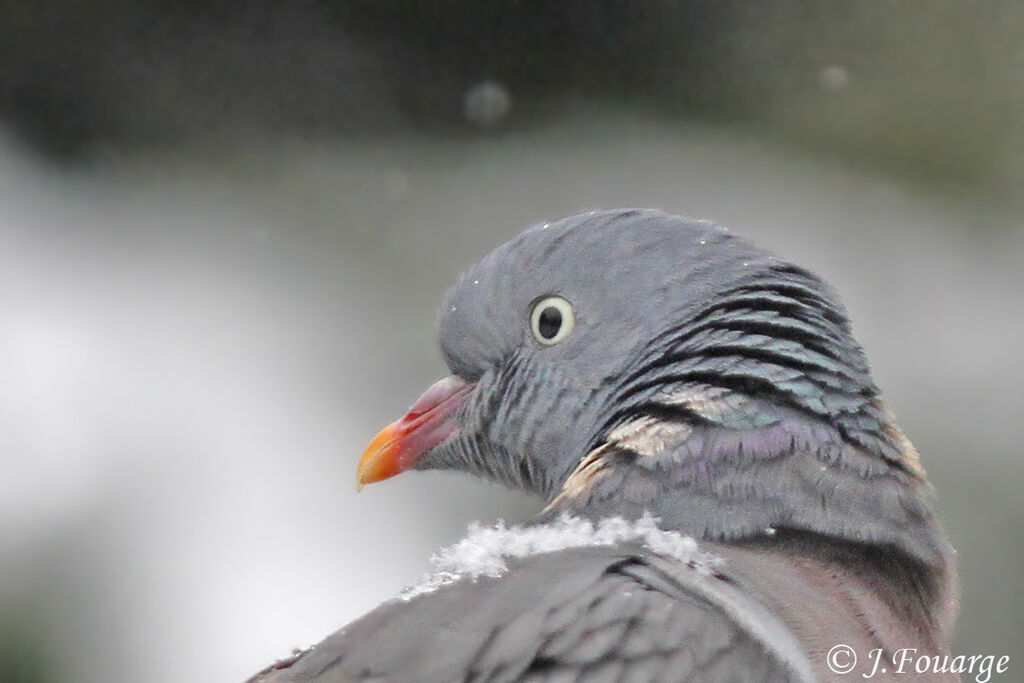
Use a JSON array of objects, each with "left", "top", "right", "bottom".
[{"left": 1, "top": 4, "right": 1021, "bottom": 682}]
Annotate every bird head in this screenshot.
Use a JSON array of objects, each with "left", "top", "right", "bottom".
[{"left": 357, "top": 209, "right": 942, "bottom": 563}]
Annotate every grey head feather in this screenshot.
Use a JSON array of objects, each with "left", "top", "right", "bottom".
[{"left": 424, "top": 208, "right": 950, "bottom": 572}]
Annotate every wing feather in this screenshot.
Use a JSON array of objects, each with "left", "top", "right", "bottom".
[{"left": 250, "top": 545, "right": 813, "bottom": 683}]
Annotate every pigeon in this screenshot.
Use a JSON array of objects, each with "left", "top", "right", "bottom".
[{"left": 251, "top": 209, "right": 959, "bottom": 682}]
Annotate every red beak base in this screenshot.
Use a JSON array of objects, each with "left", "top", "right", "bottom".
[{"left": 356, "top": 376, "right": 472, "bottom": 489}]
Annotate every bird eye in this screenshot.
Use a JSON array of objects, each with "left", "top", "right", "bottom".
[{"left": 530, "top": 296, "right": 575, "bottom": 345}]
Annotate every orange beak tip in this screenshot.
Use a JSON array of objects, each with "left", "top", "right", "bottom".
[{"left": 357, "top": 422, "right": 404, "bottom": 489}]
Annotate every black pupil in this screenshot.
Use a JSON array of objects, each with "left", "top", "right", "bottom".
[{"left": 538, "top": 306, "right": 562, "bottom": 339}]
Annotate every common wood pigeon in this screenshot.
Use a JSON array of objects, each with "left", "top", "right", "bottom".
[{"left": 250, "top": 209, "right": 958, "bottom": 682}]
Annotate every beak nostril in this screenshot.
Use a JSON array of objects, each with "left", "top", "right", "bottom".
[{"left": 403, "top": 376, "right": 469, "bottom": 420}]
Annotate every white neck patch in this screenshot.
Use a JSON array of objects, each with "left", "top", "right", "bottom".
[{"left": 399, "top": 513, "right": 721, "bottom": 601}]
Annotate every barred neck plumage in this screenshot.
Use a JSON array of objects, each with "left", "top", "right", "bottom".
[
  {"left": 609, "top": 262, "right": 920, "bottom": 472},
  {"left": 547, "top": 261, "right": 949, "bottom": 572}
]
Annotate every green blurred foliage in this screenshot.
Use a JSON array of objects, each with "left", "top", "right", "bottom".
[
  {"left": 0, "top": 617, "right": 52, "bottom": 683},
  {"left": 1, "top": 1, "right": 1022, "bottom": 195}
]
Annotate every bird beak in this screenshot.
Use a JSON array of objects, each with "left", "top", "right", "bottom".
[{"left": 357, "top": 375, "right": 472, "bottom": 489}]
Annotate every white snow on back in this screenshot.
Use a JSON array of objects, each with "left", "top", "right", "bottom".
[{"left": 399, "top": 513, "right": 720, "bottom": 601}]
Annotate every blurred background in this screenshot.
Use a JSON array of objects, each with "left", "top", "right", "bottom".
[{"left": 1, "top": 2, "right": 1022, "bottom": 682}]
